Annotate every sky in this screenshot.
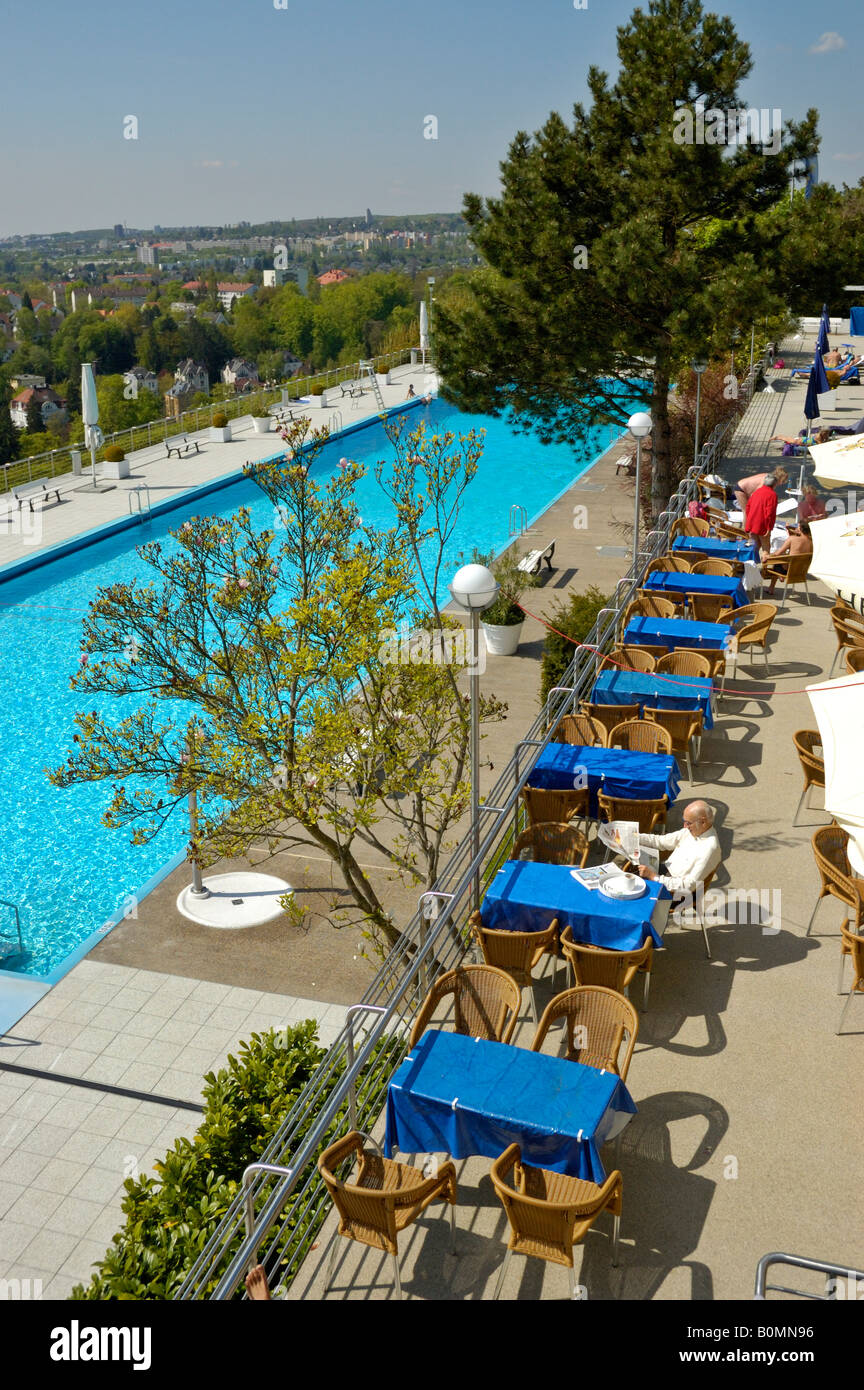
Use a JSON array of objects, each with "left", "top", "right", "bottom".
[{"left": 1, "top": 0, "right": 861, "bottom": 235}]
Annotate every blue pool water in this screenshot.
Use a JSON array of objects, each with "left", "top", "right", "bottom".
[{"left": 0, "top": 397, "right": 628, "bottom": 978}]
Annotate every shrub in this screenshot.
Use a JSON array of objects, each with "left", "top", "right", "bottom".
[
  {"left": 212, "top": 412, "right": 228, "bottom": 429},
  {"left": 70, "top": 1022, "right": 327, "bottom": 1300},
  {"left": 539, "top": 585, "right": 610, "bottom": 706},
  {"left": 472, "top": 545, "right": 539, "bottom": 626},
  {"left": 103, "top": 444, "right": 126, "bottom": 462},
  {"left": 308, "top": 383, "right": 324, "bottom": 396}
]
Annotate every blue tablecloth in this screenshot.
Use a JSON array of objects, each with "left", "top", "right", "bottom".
[
  {"left": 385, "top": 1029, "right": 636, "bottom": 1179},
  {"left": 623, "top": 616, "right": 731, "bottom": 652},
  {"left": 529, "top": 742, "right": 680, "bottom": 809},
  {"left": 673, "top": 536, "right": 759, "bottom": 563},
  {"left": 591, "top": 669, "right": 715, "bottom": 729},
  {"left": 642, "top": 571, "right": 747, "bottom": 608},
  {"left": 850, "top": 307, "right": 864, "bottom": 336},
  {"left": 481, "top": 859, "right": 669, "bottom": 949}
]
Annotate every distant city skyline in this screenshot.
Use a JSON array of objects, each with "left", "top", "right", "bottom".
[{"left": 2, "top": 0, "right": 861, "bottom": 237}]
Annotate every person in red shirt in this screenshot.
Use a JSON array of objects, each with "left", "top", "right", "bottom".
[{"left": 744, "top": 474, "right": 782, "bottom": 555}]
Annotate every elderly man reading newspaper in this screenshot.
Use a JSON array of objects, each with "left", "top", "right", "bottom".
[{"left": 635, "top": 800, "right": 722, "bottom": 894}]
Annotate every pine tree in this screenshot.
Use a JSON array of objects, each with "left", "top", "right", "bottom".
[
  {"left": 436, "top": 0, "right": 816, "bottom": 511},
  {"left": 0, "top": 378, "right": 21, "bottom": 465}
]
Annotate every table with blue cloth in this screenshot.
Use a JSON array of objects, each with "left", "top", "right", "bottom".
[
  {"left": 481, "top": 858, "right": 670, "bottom": 949},
  {"left": 385, "top": 1028, "right": 636, "bottom": 1180},
  {"left": 528, "top": 742, "right": 680, "bottom": 812},
  {"left": 623, "top": 615, "right": 731, "bottom": 652},
  {"left": 641, "top": 571, "right": 747, "bottom": 609},
  {"left": 673, "top": 536, "right": 759, "bottom": 563},
  {"left": 591, "top": 668, "right": 715, "bottom": 729}
]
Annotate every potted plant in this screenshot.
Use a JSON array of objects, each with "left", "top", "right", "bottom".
[
  {"left": 210, "top": 411, "right": 231, "bottom": 443},
  {"left": 101, "top": 443, "right": 130, "bottom": 479},
  {"left": 251, "top": 412, "right": 273, "bottom": 434},
  {"left": 474, "top": 546, "right": 539, "bottom": 657}
]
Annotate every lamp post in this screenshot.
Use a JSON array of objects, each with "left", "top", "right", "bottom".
[
  {"left": 448, "top": 562, "right": 499, "bottom": 908},
  {"left": 427, "top": 276, "right": 436, "bottom": 360},
  {"left": 627, "top": 411, "right": 653, "bottom": 561},
  {"left": 692, "top": 358, "right": 708, "bottom": 468}
]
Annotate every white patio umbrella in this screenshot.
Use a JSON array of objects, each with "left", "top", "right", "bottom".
[
  {"left": 807, "top": 672, "right": 864, "bottom": 868},
  {"left": 809, "top": 432, "right": 864, "bottom": 489},
  {"left": 80, "top": 361, "right": 106, "bottom": 491},
  {"left": 419, "top": 300, "right": 429, "bottom": 365},
  {"left": 808, "top": 512, "right": 864, "bottom": 614}
]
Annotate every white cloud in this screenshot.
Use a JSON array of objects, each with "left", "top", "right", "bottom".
[
  {"left": 809, "top": 32, "right": 846, "bottom": 54},
  {"left": 199, "top": 159, "right": 223, "bottom": 168},
  {"left": 832, "top": 152, "right": 864, "bottom": 162}
]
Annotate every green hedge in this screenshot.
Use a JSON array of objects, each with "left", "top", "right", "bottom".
[
  {"left": 71, "top": 1022, "right": 328, "bottom": 1300},
  {"left": 539, "top": 585, "right": 611, "bottom": 707}
]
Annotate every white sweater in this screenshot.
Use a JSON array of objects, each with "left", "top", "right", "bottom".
[{"left": 639, "top": 826, "right": 722, "bottom": 895}]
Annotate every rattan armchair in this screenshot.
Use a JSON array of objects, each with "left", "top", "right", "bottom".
[
  {"left": 687, "top": 647, "right": 727, "bottom": 681},
  {"left": 597, "top": 790, "right": 668, "bottom": 834},
  {"left": 599, "top": 646, "right": 656, "bottom": 674},
  {"left": 580, "top": 701, "right": 641, "bottom": 743},
  {"left": 644, "top": 706, "right": 704, "bottom": 780},
  {"left": 670, "top": 516, "right": 711, "bottom": 539},
  {"left": 806, "top": 825, "right": 862, "bottom": 937},
  {"left": 690, "top": 558, "right": 736, "bottom": 577},
  {"left": 845, "top": 647, "right": 864, "bottom": 675},
  {"left": 512, "top": 822, "right": 590, "bottom": 867},
  {"left": 531, "top": 985, "right": 639, "bottom": 1079},
  {"left": 792, "top": 730, "right": 825, "bottom": 827},
  {"left": 317, "top": 1130, "right": 458, "bottom": 1299},
  {"left": 409, "top": 964, "right": 521, "bottom": 1047},
  {"left": 722, "top": 602, "right": 778, "bottom": 679},
  {"left": 656, "top": 649, "right": 712, "bottom": 680},
  {"left": 696, "top": 476, "right": 727, "bottom": 503},
  {"left": 623, "top": 595, "right": 678, "bottom": 623},
  {"left": 838, "top": 918, "right": 864, "bottom": 1035},
  {"left": 490, "top": 1144, "right": 622, "bottom": 1300},
  {"left": 761, "top": 550, "right": 813, "bottom": 608},
  {"left": 647, "top": 555, "right": 692, "bottom": 575},
  {"left": 552, "top": 712, "right": 607, "bottom": 747},
  {"left": 715, "top": 519, "right": 749, "bottom": 541},
  {"left": 522, "top": 784, "right": 589, "bottom": 826},
  {"left": 829, "top": 609, "right": 864, "bottom": 677},
  {"left": 687, "top": 592, "right": 734, "bottom": 623},
  {"left": 638, "top": 587, "right": 686, "bottom": 613},
  {"left": 607, "top": 718, "right": 672, "bottom": 756},
  {"left": 560, "top": 925, "right": 654, "bottom": 1002},
  {"left": 470, "top": 911, "right": 558, "bottom": 1024}
]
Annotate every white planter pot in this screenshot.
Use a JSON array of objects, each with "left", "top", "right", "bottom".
[
  {"left": 101, "top": 456, "right": 130, "bottom": 479},
  {"left": 252, "top": 417, "right": 272, "bottom": 435},
  {"left": 209, "top": 426, "right": 231, "bottom": 443},
  {"left": 482, "top": 620, "right": 524, "bottom": 656}
]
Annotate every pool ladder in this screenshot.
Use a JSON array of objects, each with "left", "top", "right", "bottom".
[
  {"left": 508, "top": 504, "right": 528, "bottom": 537},
  {"left": 0, "top": 898, "right": 23, "bottom": 963},
  {"left": 127, "top": 485, "right": 152, "bottom": 522},
  {"left": 329, "top": 410, "right": 343, "bottom": 435}
]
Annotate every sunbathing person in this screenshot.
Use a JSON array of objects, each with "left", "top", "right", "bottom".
[
  {"left": 761, "top": 521, "right": 813, "bottom": 594},
  {"left": 769, "top": 429, "right": 831, "bottom": 447}
]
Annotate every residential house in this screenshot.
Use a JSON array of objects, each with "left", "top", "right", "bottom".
[
  {"left": 10, "top": 386, "right": 66, "bottom": 430},
  {"left": 222, "top": 358, "right": 259, "bottom": 391},
  {"left": 124, "top": 366, "right": 159, "bottom": 395},
  {"left": 316, "top": 269, "right": 350, "bottom": 287},
  {"left": 165, "top": 359, "right": 209, "bottom": 417}
]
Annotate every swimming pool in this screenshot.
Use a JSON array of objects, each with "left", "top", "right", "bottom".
[{"left": 0, "top": 396, "right": 631, "bottom": 978}]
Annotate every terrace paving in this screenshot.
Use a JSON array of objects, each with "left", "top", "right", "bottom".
[{"left": 1, "top": 325, "right": 862, "bottom": 1301}]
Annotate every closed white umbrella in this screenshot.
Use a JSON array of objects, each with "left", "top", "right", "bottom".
[
  {"left": 80, "top": 362, "right": 106, "bottom": 491},
  {"left": 419, "top": 300, "right": 429, "bottom": 364},
  {"left": 807, "top": 672, "right": 864, "bottom": 867},
  {"left": 809, "top": 432, "right": 864, "bottom": 489},
  {"left": 808, "top": 512, "right": 864, "bottom": 614}
]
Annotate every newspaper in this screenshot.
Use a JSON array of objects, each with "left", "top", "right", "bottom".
[{"left": 597, "top": 820, "right": 660, "bottom": 872}]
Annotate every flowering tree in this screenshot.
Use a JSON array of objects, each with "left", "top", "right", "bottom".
[{"left": 50, "top": 417, "right": 505, "bottom": 953}]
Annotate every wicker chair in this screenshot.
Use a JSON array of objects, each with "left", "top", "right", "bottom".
[
  {"left": 560, "top": 925, "right": 654, "bottom": 1002},
  {"left": 829, "top": 610, "right": 864, "bottom": 677},
  {"left": 470, "top": 911, "right": 558, "bottom": 1024},
  {"left": 512, "top": 822, "right": 590, "bottom": 867},
  {"left": 687, "top": 592, "right": 734, "bottom": 623},
  {"left": 597, "top": 790, "right": 668, "bottom": 834},
  {"left": 838, "top": 917, "right": 864, "bottom": 1034},
  {"left": 656, "top": 649, "right": 712, "bottom": 680},
  {"left": 690, "top": 557, "right": 736, "bottom": 577},
  {"left": 317, "top": 1130, "right": 458, "bottom": 1299},
  {"left": 621, "top": 643, "right": 669, "bottom": 662},
  {"left": 530, "top": 985, "right": 639, "bottom": 1079},
  {"left": 806, "top": 825, "right": 862, "bottom": 937},
  {"left": 599, "top": 646, "right": 656, "bottom": 674},
  {"left": 522, "top": 784, "right": 589, "bottom": 827},
  {"left": 722, "top": 602, "right": 778, "bottom": 679},
  {"left": 696, "top": 476, "right": 727, "bottom": 503},
  {"left": 761, "top": 550, "right": 813, "bottom": 608},
  {"left": 580, "top": 701, "right": 641, "bottom": 743},
  {"left": 637, "top": 587, "right": 686, "bottom": 613},
  {"left": 687, "top": 647, "right": 727, "bottom": 681},
  {"left": 623, "top": 595, "right": 677, "bottom": 623},
  {"left": 644, "top": 706, "right": 704, "bottom": 781},
  {"left": 670, "top": 516, "right": 710, "bottom": 539},
  {"left": 647, "top": 555, "right": 692, "bottom": 575},
  {"left": 409, "top": 965, "right": 521, "bottom": 1047},
  {"left": 792, "top": 731, "right": 825, "bottom": 827},
  {"left": 607, "top": 719, "right": 672, "bottom": 756},
  {"left": 490, "top": 1144, "right": 622, "bottom": 1300},
  {"left": 715, "top": 519, "right": 749, "bottom": 541},
  {"left": 845, "top": 647, "right": 864, "bottom": 676},
  {"left": 552, "top": 712, "right": 607, "bottom": 748}
]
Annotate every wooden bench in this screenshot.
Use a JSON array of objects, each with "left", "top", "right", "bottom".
[
  {"left": 517, "top": 540, "right": 556, "bottom": 576},
  {"left": 13, "top": 481, "right": 62, "bottom": 513},
  {"left": 166, "top": 436, "right": 202, "bottom": 459}
]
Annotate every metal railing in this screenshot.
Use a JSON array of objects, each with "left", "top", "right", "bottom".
[
  {"left": 2, "top": 349, "right": 414, "bottom": 494},
  {"left": 754, "top": 1252, "right": 864, "bottom": 1300},
  {"left": 174, "top": 356, "right": 764, "bottom": 1301}
]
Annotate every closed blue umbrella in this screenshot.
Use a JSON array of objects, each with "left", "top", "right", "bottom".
[
  {"left": 816, "top": 316, "right": 830, "bottom": 356},
  {"left": 804, "top": 349, "right": 830, "bottom": 422}
]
